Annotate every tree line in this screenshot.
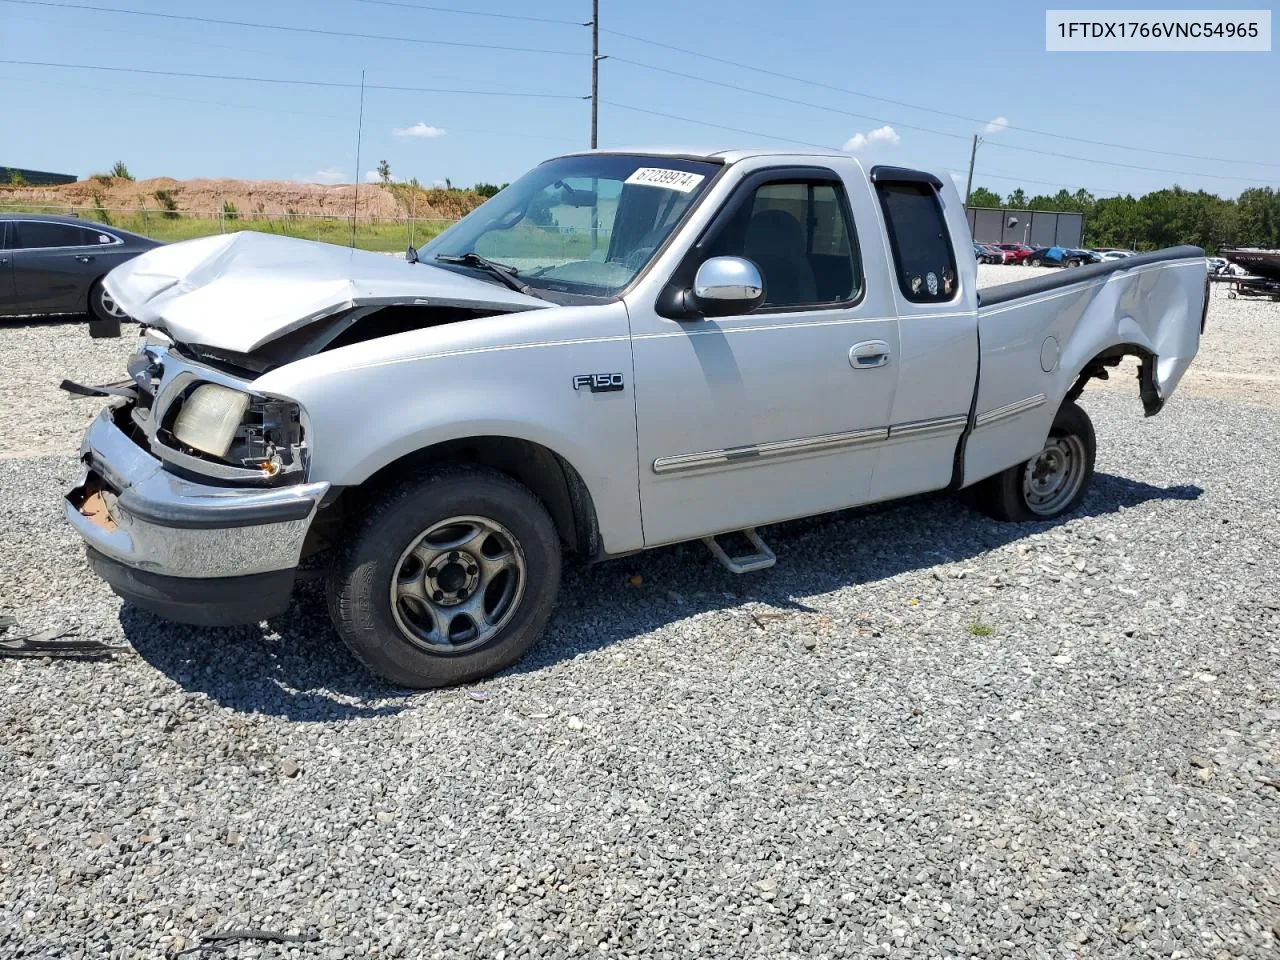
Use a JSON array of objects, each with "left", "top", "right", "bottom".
[{"left": 966, "top": 184, "right": 1280, "bottom": 254}]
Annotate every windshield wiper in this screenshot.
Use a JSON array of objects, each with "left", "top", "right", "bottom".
[{"left": 434, "top": 253, "right": 540, "bottom": 297}]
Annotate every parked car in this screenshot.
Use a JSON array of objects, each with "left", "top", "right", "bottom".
[
  {"left": 974, "top": 242, "right": 1009, "bottom": 264},
  {"left": 1066, "top": 248, "right": 1103, "bottom": 265},
  {"left": 65, "top": 149, "right": 1208, "bottom": 687},
  {"left": 1027, "top": 246, "right": 1093, "bottom": 268},
  {"left": 1099, "top": 250, "right": 1137, "bottom": 262},
  {"left": 993, "top": 243, "right": 1035, "bottom": 263},
  {"left": 0, "top": 214, "right": 160, "bottom": 335}
]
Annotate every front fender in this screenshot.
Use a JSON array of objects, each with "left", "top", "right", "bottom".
[{"left": 255, "top": 302, "right": 644, "bottom": 554}]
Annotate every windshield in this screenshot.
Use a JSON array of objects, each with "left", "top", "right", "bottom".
[{"left": 419, "top": 154, "right": 719, "bottom": 299}]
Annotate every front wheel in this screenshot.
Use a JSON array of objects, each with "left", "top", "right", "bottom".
[
  {"left": 327, "top": 465, "right": 561, "bottom": 687},
  {"left": 973, "top": 401, "right": 1096, "bottom": 522},
  {"left": 1029, "top": 258, "right": 1043, "bottom": 267}
]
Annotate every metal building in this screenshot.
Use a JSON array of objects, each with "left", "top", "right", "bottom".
[
  {"left": 966, "top": 206, "right": 1084, "bottom": 248},
  {"left": 0, "top": 167, "right": 77, "bottom": 186}
]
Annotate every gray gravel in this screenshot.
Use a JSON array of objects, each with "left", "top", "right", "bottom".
[{"left": 2, "top": 316, "right": 1278, "bottom": 958}]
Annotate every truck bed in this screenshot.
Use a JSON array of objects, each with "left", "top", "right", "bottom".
[{"left": 977, "top": 245, "right": 1205, "bottom": 307}]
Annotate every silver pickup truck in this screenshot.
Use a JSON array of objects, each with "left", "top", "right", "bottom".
[{"left": 65, "top": 148, "right": 1208, "bottom": 687}]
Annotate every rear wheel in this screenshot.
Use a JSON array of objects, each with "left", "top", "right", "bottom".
[
  {"left": 327, "top": 465, "right": 561, "bottom": 687},
  {"left": 1029, "top": 258, "right": 1043, "bottom": 267},
  {"left": 973, "top": 401, "right": 1095, "bottom": 522},
  {"left": 88, "top": 278, "right": 125, "bottom": 337}
]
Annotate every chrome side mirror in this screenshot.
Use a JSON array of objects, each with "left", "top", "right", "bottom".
[{"left": 692, "top": 256, "right": 765, "bottom": 316}]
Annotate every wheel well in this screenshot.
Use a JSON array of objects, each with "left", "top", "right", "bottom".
[
  {"left": 1065, "top": 344, "right": 1163, "bottom": 416},
  {"left": 352, "top": 437, "right": 601, "bottom": 556}
]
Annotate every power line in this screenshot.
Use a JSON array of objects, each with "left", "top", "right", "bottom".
[
  {"left": 0, "top": 0, "right": 586, "bottom": 56},
  {"left": 0, "top": 60, "right": 588, "bottom": 99},
  {"left": 610, "top": 56, "right": 970, "bottom": 144},
  {"left": 350, "top": 0, "right": 582, "bottom": 26},
  {"left": 601, "top": 26, "right": 1280, "bottom": 170},
  {"left": 601, "top": 100, "right": 835, "bottom": 151},
  {"left": 607, "top": 56, "right": 1278, "bottom": 184},
  {"left": 0, "top": 73, "right": 351, "bottom": 120},
  {"left": 5, "top": 11, "right": 288, "bottom": 56}
]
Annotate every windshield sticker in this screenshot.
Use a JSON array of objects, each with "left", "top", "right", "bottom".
[{"left": 624, "top": 168, "right": 706, "bottom": 193}]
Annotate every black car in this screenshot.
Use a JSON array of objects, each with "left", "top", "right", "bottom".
[{"left": 0, "top": 214, "right": 160, "bottom": 335}]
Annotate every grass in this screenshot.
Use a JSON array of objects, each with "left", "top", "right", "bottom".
[{"left": 967, "top": 621, "right": 994, "bottom": 637}]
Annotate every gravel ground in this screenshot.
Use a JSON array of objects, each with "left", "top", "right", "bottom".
[{"left": 2, "top": 294, "right": 1278, "bottom": 958}]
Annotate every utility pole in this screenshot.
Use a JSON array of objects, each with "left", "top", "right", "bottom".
[
  {"left": 963, "top": 133, "right": 981, "bottom": 205},
  {"left": 590, "top": 0, "right": 599, "bottom": 149},
  {"left": 351, "top": 69, "right": 366, "bottom": 248}
]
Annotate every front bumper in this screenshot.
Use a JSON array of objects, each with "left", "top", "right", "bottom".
[{"left": 65, "top": 405, "right": 330, "bottom": 625}]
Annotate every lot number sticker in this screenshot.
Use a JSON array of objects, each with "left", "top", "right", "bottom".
[{"left": 625, "top": 168, "right": 706, "bottom": 192}]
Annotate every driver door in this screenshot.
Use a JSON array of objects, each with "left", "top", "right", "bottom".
[{"left": 627, "top": 166, "right": 901, "bottom": 546}]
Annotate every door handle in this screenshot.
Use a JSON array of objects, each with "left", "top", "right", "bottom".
[
  {"left": 849, "top": 340, "right": 891, "bottom": 369},
  {"left": 75, "top": 255, "right": 95, "bottom": 263}
]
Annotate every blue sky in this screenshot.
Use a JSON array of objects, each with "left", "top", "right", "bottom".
[{"left": 2, "top": 0, "right": 1276, "bottom": 199}]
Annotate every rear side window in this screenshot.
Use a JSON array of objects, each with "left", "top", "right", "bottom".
[
  {"left": 15, "top": 221, "right": 94, "bottom": 249},
  {"left": 876, "top": 183, "right": 957, "bottom": 303}
]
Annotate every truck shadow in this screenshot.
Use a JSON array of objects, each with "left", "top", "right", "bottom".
[{"left": 119, "top": 472, "right": 1201, "bottom": 719}]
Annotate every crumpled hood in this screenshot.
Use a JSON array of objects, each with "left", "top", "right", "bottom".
[{"left": 102, "top": 231, "right": 548, "bottom": 353}]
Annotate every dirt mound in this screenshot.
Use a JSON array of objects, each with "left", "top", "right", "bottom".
[{"left": 0, "top": 177, "right": 484, "bottom": 221}]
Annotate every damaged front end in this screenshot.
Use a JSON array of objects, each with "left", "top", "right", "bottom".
[{"left": 64, "top": 329, "right": 330, "bottom": 626}]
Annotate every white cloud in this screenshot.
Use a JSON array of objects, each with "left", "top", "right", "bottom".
[
  {"left": 842, "top": 124, "right": 900, "bottom": 152},
  {"left": 983, "top": 116, "right": 1009, "bottom": 134},
  {"left": 305, "top": 167, "right": 345, "bottom": 185},
  {"left": 393, "top": 122, "right": 446, "bottom": 139},
  {"left": 365, "top": 170, "right": 381, "bottom": 183}
]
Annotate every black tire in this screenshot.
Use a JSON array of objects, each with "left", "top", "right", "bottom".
[
  {"left": 87, "top": 278, "right": 123, "bottom": 338},
  {"left": 973, "top": 401, "right": 1096, "bottom": 522},
  {"left": 1029, "top": 258, "right": 1043, "bottom": 267},
  {"left": 327, "top": 465, "right": 561, "bottom": 688}
]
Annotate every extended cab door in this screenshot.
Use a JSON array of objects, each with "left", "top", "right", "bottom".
[
  {"left": 865, "top": 168, "right": 980, "bottom": 500},
  {"left": 626, "top": 161, "right": 901, "bottom": 546}
]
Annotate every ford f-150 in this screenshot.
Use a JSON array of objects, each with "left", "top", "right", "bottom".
[{"left": 64, "top": 148, "right": 1208, "bottom": 687}]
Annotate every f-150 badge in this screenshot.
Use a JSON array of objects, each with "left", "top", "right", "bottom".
[{"left": 572, "top": 373, "right": 625, "bottom": 393}]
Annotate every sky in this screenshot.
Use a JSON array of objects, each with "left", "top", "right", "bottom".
[{"left": 2, "top": 0, "right": 1277, "bottom": 199}]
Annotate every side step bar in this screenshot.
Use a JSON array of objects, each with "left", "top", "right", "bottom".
[{"left": 702, "top": 528, "right": 776, "bottom": 574}]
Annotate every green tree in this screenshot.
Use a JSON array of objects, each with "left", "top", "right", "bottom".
[
  {"left": 472, "top": 182, "right": 502, "bottom": 199},
  {"left": 376, "top": 159, "right": 392, "bottom": 184},
  {"left": 5, "top": 169, "right": 27, "bottom": 186},
  {"left": 110, "top": 160, "right": 134, "bottom": 181},
  {"left": 1006, "top": 188, "right": 1028, "bottom": 209},
  {"left": 966, "top": 186, "right": 1002, "bottom": 207}
]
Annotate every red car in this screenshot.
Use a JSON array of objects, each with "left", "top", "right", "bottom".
[{"left": 993, "top": 243, "right": 1036, "bottom": 263}]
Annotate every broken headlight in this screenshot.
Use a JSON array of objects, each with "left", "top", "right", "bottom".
[
  {"left": 172, "top": 384, "right": 250, "bottom": 458},
  {"left": 167, "top": 383, "right": 305, "bottom": 477}
]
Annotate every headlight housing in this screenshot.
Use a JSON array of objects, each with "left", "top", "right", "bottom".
[{"left": 172, "top": 384, "right": 250, "bottom": 457}]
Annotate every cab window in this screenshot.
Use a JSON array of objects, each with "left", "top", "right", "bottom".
[
  {"left": 706, "top": 179, "right": 862, "bottom": 309},
  {"left": 875, "top": 182, "right": 957, "bottom": 302}
]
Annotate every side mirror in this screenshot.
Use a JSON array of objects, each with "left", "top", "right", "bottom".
[
  {"left": 405, "top": 244, "right": 419, "bottom": 263},
  {"left": 691, "top": 256, "right": 765, "bottom": 316}
]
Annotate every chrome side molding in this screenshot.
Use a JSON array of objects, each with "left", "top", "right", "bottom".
[
  {"left": 652, "top": 412, "right": 970, "bottom": 476},
  {"left": 974, "top": 393, "right": 1047, "bottom": 429}
]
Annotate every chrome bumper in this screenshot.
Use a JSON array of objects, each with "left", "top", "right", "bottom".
[{"left": 65, "top": 405, "right": 330, "bottom": 579}]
